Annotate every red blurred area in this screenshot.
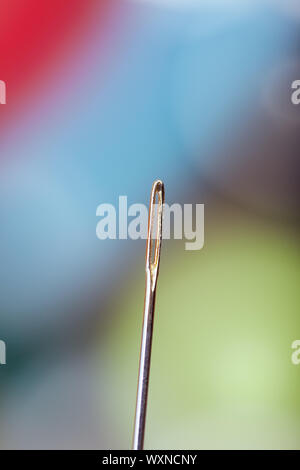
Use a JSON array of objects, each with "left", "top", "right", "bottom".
[{"left": 0, "top": 0, "right": 112, "bottom": 129}]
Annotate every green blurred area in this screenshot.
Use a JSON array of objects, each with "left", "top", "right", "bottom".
[{"left": 102, "top": 214, "right": 300, "bottom": 449}]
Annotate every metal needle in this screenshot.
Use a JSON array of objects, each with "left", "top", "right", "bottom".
[{"left": 132, "top": 179, "right": 165, "bottom": 450}]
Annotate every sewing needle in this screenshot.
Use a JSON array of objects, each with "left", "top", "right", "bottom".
[{"left": 132, "top": 179, "right": 165, "bottom": 450}]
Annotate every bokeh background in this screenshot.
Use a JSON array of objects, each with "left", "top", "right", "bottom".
[{"left": 0, "top": 0, "right": 300, "bottom": 449}]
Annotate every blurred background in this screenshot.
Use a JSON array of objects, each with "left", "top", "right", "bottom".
[{"left": 0, "top": 0, "right": 300, "bottom": 449}]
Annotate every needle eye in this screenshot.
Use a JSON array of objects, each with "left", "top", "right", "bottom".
[{"left": 146, "top": 180, "right": 164, "bottom": 282}]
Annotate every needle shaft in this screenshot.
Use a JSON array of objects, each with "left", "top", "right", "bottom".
[{"left": 132, "top": 180, "right": 164, "bottom": 450}]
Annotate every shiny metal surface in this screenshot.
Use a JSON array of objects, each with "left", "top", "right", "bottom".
[{"left": 132, "top": 180, "right": 164, "bottom": 450}]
